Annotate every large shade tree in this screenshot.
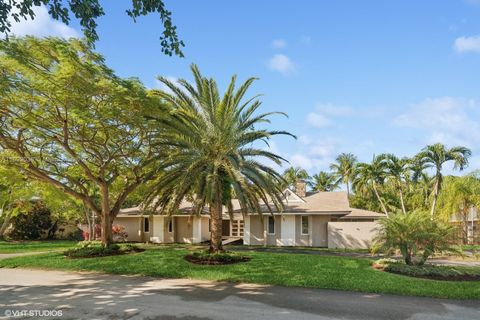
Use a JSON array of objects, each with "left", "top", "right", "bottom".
[
  {"left": 0, "top": 0, "right": 184, "bottom": 56},
  {"left": 416, "top": 143, "right": 471, "bottom": 217},
  {"left": 148, "top": 65, "right": 293, "bottom": 253},
  {"left": 330, "top": 153, "right": 357, "bottom": 197},
  {"left": 0, "top": 37, "right": 164, "bottom": 247}
]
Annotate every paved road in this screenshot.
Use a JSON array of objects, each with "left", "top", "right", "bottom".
[{"left": 0, "top": 269, "right": 478, "bottom": 320}]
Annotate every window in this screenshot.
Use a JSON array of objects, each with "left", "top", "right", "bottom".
[
  {"left": 267, "top": 216, "right": 275, "bottom": 234},
  {"left": 301, "top": 216, "right": 309, "bottom": 235},
  {"left": 168, "top": 220, "right": 173, "bottom": 233},
  {"left": 144, "top": 217, "right": 150, "bottom": 233}
]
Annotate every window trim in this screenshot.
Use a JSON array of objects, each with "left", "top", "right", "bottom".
[
  {"left": 267, "top": 216, "right": 275, "bottom": 235},
  {"left": 144, "top": 217, "right": 150, "bottom": 233},
  {"left": 301, "top": 215, "right": 309, "bottom": 235}
]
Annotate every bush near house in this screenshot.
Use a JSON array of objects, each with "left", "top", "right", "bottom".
[
  {"left": 64, "top": 241, "right": 142, "bottom": 258},
  {"left": 372, "top": 211, "right": 460, "bottom": 265},
  {"left": 6, "top": 201, "right": 52, "bottom": 240}
]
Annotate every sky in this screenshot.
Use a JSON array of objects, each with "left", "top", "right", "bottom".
[{"left": 6, "top": 0, "right": 480, "bottom": 177}]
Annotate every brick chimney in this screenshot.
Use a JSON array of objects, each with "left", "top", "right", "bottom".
[{"left": 295, "top": 180, "right": 306, "bottom": 198}]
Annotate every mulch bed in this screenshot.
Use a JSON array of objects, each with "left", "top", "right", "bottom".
[
  {"left": 372, "top": 263, "right": 480, "bottom": 281},
  {"left": 65, "top": 248, "right": 145, "bottom": 259},
  {"left": 184, "top": 254, "right": 250, "bottom": 265}
]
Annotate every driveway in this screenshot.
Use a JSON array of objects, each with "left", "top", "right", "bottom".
[{"left": 0, "top": 269, "right": 478, "bottom": 320}]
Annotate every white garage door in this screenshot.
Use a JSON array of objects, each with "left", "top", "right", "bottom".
[{"left": 280, "top": 215, "right": 296, "bottom": 246}]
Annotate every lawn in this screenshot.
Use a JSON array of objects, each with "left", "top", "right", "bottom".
[
  {"left": 0, "top": 240, "right": 77, "bottom": 253},
  {"left": 0, "top": 245, "right": 479, "bottom": 299}
]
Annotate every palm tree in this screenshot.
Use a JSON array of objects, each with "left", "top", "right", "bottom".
[
  {"left": 149, "top": 64, "right": 294, "bottom": 253},
  {"left": 353, "top": 155, "right": 389, "bottom": 216},
  {"left": 282, "top": 167, "right": 309, "bottom": 191},
  {"left": 330, "top": 153, "right": 357, "bottom": 197},
  {"left": 416, "top": 143, "right": 471, "bottom": 217},
  {"left": 309, "top": 171, "right": 340, "bottom": 192},
  {"left": 383, "top": 154, "right": 410, "bottom": 214}
]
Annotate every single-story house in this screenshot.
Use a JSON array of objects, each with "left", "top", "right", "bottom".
[{"left": 114, "top": 181, "right": 385, "bottom": 249}]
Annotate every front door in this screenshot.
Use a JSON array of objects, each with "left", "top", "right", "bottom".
[{"left": 280, "top": 215, "right": 296, "bottom": 246}]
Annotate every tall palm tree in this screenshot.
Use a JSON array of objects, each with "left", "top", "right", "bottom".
[
  {"left": 353, "top": 155, "right": 389, "bottom": 216},
  {"left": 383, "top": 154, "right": 410, "bottom": 214},
  {"left": 309, "top": 171, "right": 340, "bottom": 192},
  {"left": 416, "top": 143, "right": 471, "bottom": 217},
  {"left": 330, "top": 153, "right": 357, "bottom": 197},
  {"left": 282, "top": 166, "right": 309, "bottom": 191},
  {"left": 149, "top": 64, "right": 294, "bottom": 253}
]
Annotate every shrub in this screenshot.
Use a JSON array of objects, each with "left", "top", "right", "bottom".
[
  {"left": 372, "top": 211, "right": 460, "bottom": 265},
  {"left": 112, "top": 224, "right": 128, "bottom": 242},
  {"left": 64, "top": 241, "right": 142, "bottom": 258},
  {"left": 6, "top": 201, "right": 53, "bottom": 240},
  {"left": 383, "top": 262, "right": 480, "bottom": 280},
  {"left": 185, "top": 251, "right": 250, "bottom": 265}
]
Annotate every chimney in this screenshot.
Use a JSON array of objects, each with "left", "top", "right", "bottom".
[{"left": 295, "top": 180, "right": 306, "bottom": 198}]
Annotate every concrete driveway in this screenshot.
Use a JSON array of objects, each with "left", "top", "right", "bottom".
[{"left": 0, "top": 268, "right": 478, "bottom": 320}]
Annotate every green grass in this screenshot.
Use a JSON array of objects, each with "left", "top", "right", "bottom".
[
  {"left": 0, "top": 240, "right": 77, "bottom": 253},
  {"left": 0, "top": 245, "right": 479, "bottom": 299}
]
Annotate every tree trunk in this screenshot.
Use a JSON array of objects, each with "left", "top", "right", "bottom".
[
  {"left": 209, "top": 181, "right": 223, "bottom": 253},
  {"left": 0, "top": 212, "right": 11, "bottom": 238},
  {"left": 346, "top": 181, "right": 350, "bottom": 198},
  {"left": 398, "top": 185, "right": 407, "bottom": 215},
  {"left": 100, "top": 185, "right": 113, "bottom": 247},
  {"left": 372, "top": 183, "right": 388, "bottom": 217},
  {"left": 430, "top": 177, "right": 440, "bottom": 218},
  {"left": 83, "top": 205, "right": 93, "bottom": 241}
]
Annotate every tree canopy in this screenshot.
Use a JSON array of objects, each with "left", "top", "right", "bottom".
[{"left": 0, "top": 0, "right": 184, "bottom": 56}]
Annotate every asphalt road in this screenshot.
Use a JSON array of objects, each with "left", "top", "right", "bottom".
[{"left": 0, "top": 268, "right": 478, "bottom": 320}]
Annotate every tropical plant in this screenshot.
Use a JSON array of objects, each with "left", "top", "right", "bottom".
[
  {"left": 282, "top": 167, "right": 309, "bottom": 191},
  {"left": 353, "top": 155, "right": 389, "bottom": 216},
  {"left": 0, "top": 37, "right": 164, "bottom": 247},
  {"left": 330, "top": 153, "right": 357, "bottom": 197},
  {"left": 416, "top": 143, "right": 471, "bottom": 217},
  {"left": 148, "top": 64, "right": 293, "bottom": 252},
  {"left": 1, "top": 1, "right": 183, "bottom": 56},
  {"left": 437, "top": 173, "right": 480, "bottom": 244},
  {"left": 383, "top": 154, "right": 410, "bottom": 214},
  {"left": 372, "top": 211, "right": 458, "bottom": 266},
  {"left": 309, "top": 171, "right": 340, "bottom": 192}
]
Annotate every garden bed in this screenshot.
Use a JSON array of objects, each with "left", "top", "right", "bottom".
[
  {"left": 373, "top": 259, "right": 480, "bottom": 281},
  {"left": 185, "top": 251, "right": 250, "bottom": 265},
  {"left": 64, "top": 242, "right": 144, "bottom": 259}
]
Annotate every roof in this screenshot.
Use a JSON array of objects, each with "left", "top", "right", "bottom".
[
  {"left": 341, "top": 208, "right": 386, "bottom": 219},
  {"left": 118, "top": 189, "right": 383, "bottom": 218},
  {"left": 231, "top": 190, "right": 351, "bottom": 214}
]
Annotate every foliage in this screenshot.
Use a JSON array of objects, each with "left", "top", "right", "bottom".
[
  {"left": 309, "top": 171, "right": 339, "bottom": 192},
  {"left": 1, "top": 246, "right": 479, "bottom": 299},
  {"left": 372, "top": 211, "right": 459, "bottom": 265},
  {"left": 112, "top": 224, "right": 128, "bottom": 242},
  {"left": 416, "top": 143, "right": 471, "bottom": 216},
  {"left": 282, "top": 167, "right": 309, "bottom": 190},
  {"left": 0, "top": 37, "right": 165, "bottom": 246},
  {"left": 383, "top": 262, "right": 480, "bottom": 281},
  {"left": 186, "top": 251, "right": 250, "bottom": 265},
  {"left": 330, "top": 153, "right": 357, "bottom": 196},
  {"left": 148, "top": 64, "right": 293, "bottom": 252},
  {"left": 64, "top": 241, "right": 141, "bottom": 258},
  {"left": 0, "top": 240, "right": 76, "bottom": 253},
  {"left": 6, "top": 201, "right": 53, "bottom": 240},
  {"left": 0, "top": 0, "right": 184, "bottom": 56}
]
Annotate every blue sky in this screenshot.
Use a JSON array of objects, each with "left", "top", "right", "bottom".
[{"left": 7, "top": 0, "right": 480, "bottom": 176}]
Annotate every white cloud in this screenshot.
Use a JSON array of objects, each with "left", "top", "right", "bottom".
[
  {"left": 306, "top": 112, "right": 331, "bottom": 128},
  {"left": 271, "top": 39, "right": 287, "bottom": 49},
  {"left": 290, "top": 154, "right": 314, "bottom": 170},
  {"left": 268, "top": 54, "right": 296, "bottom": 75},
  {"left": 5, "top": 5, "right": 79, "bottom": 39},
  {"left": 394, "top": 97, "right": 480, "bottom": 147},
  {"left": 453, "top": 35, "right": 480, "bottom": 53},
  {"left": 289, "top": 137, "right": 339, "bottom": 171}
]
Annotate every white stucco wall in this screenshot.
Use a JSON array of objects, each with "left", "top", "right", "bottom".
[{"left": 327, "top": 221, "right": 379, "bottom": 249}]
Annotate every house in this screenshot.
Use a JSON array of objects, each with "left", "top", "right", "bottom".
[
  {"left": 449, "top": 207, "right": 479, "bottom": 244},
  {"left": 114, "top": 181, "right": 385, "bottom": 249}
]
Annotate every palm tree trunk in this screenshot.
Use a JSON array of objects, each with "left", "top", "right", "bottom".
[
  {"left": 372, "top": 183, "right": 388, "bottom": 217},
  {"left": 346, "top": 181, "right": 350, "bottom": 198},
  {"left": 430, "top": 177, "right": 440, "bottom": 218},
  {"left": 209, "top": 183, "right": 224, "bottom": 253},
  {"left": 398, "top": 185, "right": 407, "bottom": 215}
]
